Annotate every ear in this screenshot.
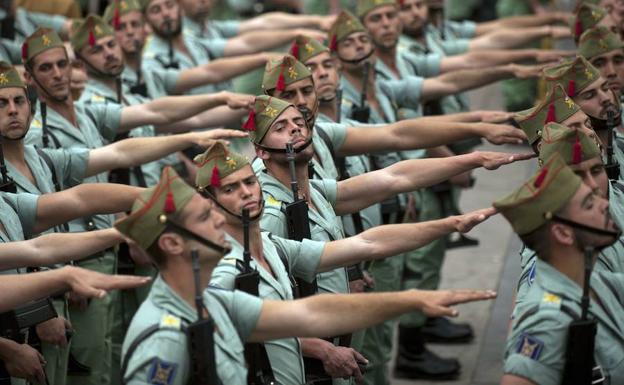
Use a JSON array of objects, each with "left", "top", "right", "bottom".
[
  {"left": 157, "top": 232, "right": 186, "bottom": 257},
  {"left": 551, "top": 223, "right": 575, "bottom": 246},
  {"left": 255, "top": 145, "right": 270, "bottom": 161}
]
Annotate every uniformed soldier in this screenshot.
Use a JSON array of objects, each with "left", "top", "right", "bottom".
[
  {"left": 496, "top": 154, "right": 624, "bottom": 385},
  {"left": 579, "top": 26, "right": 624, "bottom": 95},
  {"left": 573, "top": 4, "right": 619, "bottom": 44},
  {"left": 116, "top": 166, "right": 497, "bottom": 385},
  {"left": 194, "top": 141, "right": 499, "bottom": 385}
]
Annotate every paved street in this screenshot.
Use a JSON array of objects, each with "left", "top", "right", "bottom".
[{"left": 390, "top": 84, "right": 536, "bottom": 385}]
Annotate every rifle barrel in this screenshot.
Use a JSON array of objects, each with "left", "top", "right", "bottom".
[
  {"left": 242, "top": 208, "right": 251, "bottom": 270},
  {"left": 286, "top": 142, "right": 299, "bottom": 199},
  {"left": 191, "top": 249, "right": 203, "bottom": 320}
]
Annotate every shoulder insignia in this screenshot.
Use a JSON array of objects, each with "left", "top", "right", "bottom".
[
  {"left": 266, "top": 195, "right": 281, "bottom": 206},
  {"left": 542, "top": 292, "right": 561, "bottom": 306},
  {"left": 515, "top": 333, "right": 544, "bottom": 360},
  {"left": 159, "top": 314, "right": 181, "bottom": 330},
  {"left": 31, "top": 119, "right": 42, "bottom": 129},
  {"left": 91, "top": 94, "right": 105, "bottom": 103},
  {"left": 147, "top": 357, "right": 178, "bottom": 385},
  {"left": 220, "top": 257, "right": 237, "bottom": 266}
]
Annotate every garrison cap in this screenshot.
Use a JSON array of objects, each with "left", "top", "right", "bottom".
[
  {"left": 579, "top": 26, "right": 624, "bottom": 60},
  {"left": 22, "top": 28, "right": 64, "bottom": 64},
  {"left": 357, "top": 0, "right": 397, "bottom": 18},
  {"left": 115, "top": 166, "right": 197, "bottom": 250},
  {"left": 103, "top": 0, "right": 142, "bottom": 29},
  {"left": 0, "top": 62, "right": 25, "bottom": 89},
  {"left": 262, "top": 54, "right": 311, "bottom": 93},
  {"left": 243, "top": 95, "right": 294, "bottom": 145},
  {"left": 328, "top": 11, "right": 366, "bottom": 52},
  {"left": 513, "top": 84, "right": 580, "bottom": 145},
  {"left": 194, "top": 141, "right": 250, "bottom": 190},
  {"left": 572, "top": 3, "right": 608, "bottom": 41},
  {"left": 538, "top": 123, "right": 602, "bottom": 166},
  {"left": 494, "top": 154, "right": 582, "bottom": 235},
  {"left": 71, "top": 15, "right": 115, "bottom": 53},
  {"left": 290, "top": 35, "right": 329, "bottom": 63},
  {"left": 543, "top": 56, "right": 601, "bottom": 98}
]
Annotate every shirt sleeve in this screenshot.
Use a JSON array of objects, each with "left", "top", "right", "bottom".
[
  {"left": 318, "top": 122, "right": 348, "bottom": 153},
  {"left": 213, "top": 20, "right": 241, "bottom": 38},
  {"left": 223, "top": 290, "right": 263, "bottom": 342},
  {"left": 84, "top": 103, "right": 123, "bottom": 143},
  {"left": 448, "top": 20, "right": 477, "bottom": 39},
  {"left": 26, "top": 10, "right": 67, "bottom": 33},
  {"left": 3, "top": 193, "right": 39, "bottom": 239},
  {"left": 197, "top": 37, "right": 227, "bottom": 59},
  {"left": 259, "top": 207, "right": 289, "bottom": 239},
  {"left": 402, "top": 51, "right": 442, "bottom": 77},
  {"left": 210, "top": 259, "right": 241, "bottom": 290},
  {"left": 378, "top": 76, "right": 424, "bottom": 112},
  {"left": 0, "top": 38, "right": 24, "bottom": 64},
  {"left": 271, "top": 236, "right": 324, "bottom": 283},
  {"left": 311, "top": 179, "right": 338, "bottom": 207},
  {"left": 441, "top": 38, "right": 471, "bottom": 56},
  {"left": 144, "top": 67, "right": 181, "bottom": 98},
  {"left": 42, "top": 148, "right": 89, "bottom": 188},
  {"left": 124, "top": 330, "right": 189, "bottom": 385}
]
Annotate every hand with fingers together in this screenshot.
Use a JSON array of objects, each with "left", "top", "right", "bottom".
[{"left": 416, "top": 289, "right": 498, "bottom": 318}]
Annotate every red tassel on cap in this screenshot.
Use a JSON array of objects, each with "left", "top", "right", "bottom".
[
  {"left": 88, "top": 28, "right": 96, "bottom": 47},
  {"left": 398, "top": 0, "right": 405, "bottom": 5},
  {"left": 21, "top": 42, "right": 28, "bottom": 61},
  {"left": 567, "top": 80, "right": 576, "bottom": 97},
  {"left": 544, "top": 103, "right": 556, "bottom": 124},
  {"left": 242, "top": 109, "right": 256, "bottom": 131},
  {"left": 290, "top": 40, "right": 299, "bottom": 59},
  {"left": 572, "top": 135, "right": 583, "bottom": 164},
  {"left": 330, "top": 35, "right": 338, "bottom": 52},
  {"left": 575, "top": 19, "right": 582, "bottom": 38},
  {"left": 276, "top": 71, "right": 286, "bottom": 91},
  {"left": 113, "top": 6, "right": 121, "bottom": 30},
  {"left": 533, "top": 167, "right": 548, "bottom": 188},
  {"left": 210, "top": 166, "right": 221, "bottom": 187},
  {"left": 163, "top": 190, "right": 176, "bottom": 214}
]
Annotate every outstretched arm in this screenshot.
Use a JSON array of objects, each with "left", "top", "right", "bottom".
[
  {"left": 468, "top": 26, "right": 570, "bottom": 50},
  {"left": 86, "top": 129, "right": 247, "bottom": 177},
  {"left": 334, "top": 151, "right": 533, "bottom": 215},
  {"left": 223, "top": 28, "right": 325, "bottom": 56},
  {"left": 155, "top": 106, "right": 249, "bottom": 134},
  {"left": 249, "top": 289, "right": 497, "bottom": 342},
  {"left": 33, "top": 184, "right": 143, "bottom": 234},
  {"left": 473, "top": 12, "right": 571, "bottom": 35},
  {"left": 0, "top": 266, "right": 151, "bottom": 313},
  {"left": 238, "top": 12, "right": 334, "bottom": 33},
  {"left": 439, "top": 48, "right": 573, "bottom": 73},
  {"left": 0, "top": 228, "right": 123, "bottom": 270},
  {"left": 338, "top": 121, "right": 526, "bottom": 156}
]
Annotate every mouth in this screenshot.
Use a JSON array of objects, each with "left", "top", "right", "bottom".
[{"left": 242, "top": 201, "right": 258, "bottom": 210}]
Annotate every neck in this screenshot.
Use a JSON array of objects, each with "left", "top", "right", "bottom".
[
  {"left": 161, "top": 259, "right": 214, "bottom": 311},
  {"left": 91, "top": 73, "right": 118, "bottom": 93},
  {"left": 1, "top": 138, "right": 25, "bottom": 165},
  {"left": 549, "top": 246, "right": 595, "bottom": 288},
  {"left": 266, "top": 159, "right": 312, "bottom": 203},
  {"left": 224, "top": 220, "right": 264, "bottom": 260},
  {"left": 342, "top": 63, "right": 375, "bottom": 95},
  {"left": 319, "top": 98, "right": 338, "bottom": 122},
  {"left": 124, "top": 51, "right": 140, "bottom": 72},
  {"left": 375, "top": 45, "right": 397, "bottom": 71},
  {"left": 40, "top": 94, "right": 76, "bottom": 126}
]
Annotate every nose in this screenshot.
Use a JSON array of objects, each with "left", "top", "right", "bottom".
[
  {"left": 239, "top": 182, "right": 252, "bottom": 198},
  {"left": 51, "top": 65, "right": 62, "bottom": 79},
  {"left": 213, "top": 209, "right": 226, "bottom": 228},
  {"left": 605, "top": 61, "right": 616, "bottom": 79},
  {"left": 585, "top": 171, "right": 600, "bottom": 193},
  {"left": 294, "top": 91, "right": 307, "bottom": 108},
  {"left": 7, "top": 100, "right": 17, "bottom": 115},
  {"left": 598, "top": 87, "right": 613, "bottom": 106}
]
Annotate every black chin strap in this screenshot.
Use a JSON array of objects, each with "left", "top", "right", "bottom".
[
  {"left": 254, "top": 135, "right": 313, "bottom": 154},
  {"left": 337, "top": 48, "right": 375, "bottom": 65},
  {"left": 197, "top": 188, "right": 265, "bottom": 222},
  {"left": 165, "top": 219, "right": 231, "bottom": 255},
  {"left": 551, "top": 215, "right": 621, "bottom": 238}
]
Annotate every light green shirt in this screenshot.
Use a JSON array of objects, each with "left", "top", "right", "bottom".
[
  {"left": 0, "top": 192, "right": 39, "bottom": 275},
  {"left": 183, "top": 16, "right": 240, "bottom": 40},
  {"left": 122, "top": 274, "right": 263, "bottom": 385}
]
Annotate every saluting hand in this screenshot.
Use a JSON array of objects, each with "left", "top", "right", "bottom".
[
  {"left": 477, "top": 151, "right": 536, "bottom": 170},
  {"left": 190, "top": 130, "right": 249, "bottom": 148},
  {"left": 220, "top": 91, "right": 255, "bottom": 110},
  {"left": 414, "top": 289, "right": 497, "bottom": 318},
  {"left": 452, "top": 207, "right": 497, "bottom": 233},
  {"left": 61, "top": 265, "right": 152, "bottom": 300},
  {"left": 478, "top": 122, "right": 527, "bottom": 145}
]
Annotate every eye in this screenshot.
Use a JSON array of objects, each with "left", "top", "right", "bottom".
[{"left": 57, "top": 60, "right": 68, "bottom": 69}]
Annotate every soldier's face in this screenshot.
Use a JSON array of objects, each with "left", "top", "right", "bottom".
[
  {"left": 214, "top": 166, "right": 264, "bottom": 224},
  {"left": 80, "top": 35, "right": 124, "bottom": 77},
  {"left": 270, "top": 77, "right": 317, "bottom": 118},
  {"left": 398, "top": 0, "right": 428, "bottom": 35},
  {"left": 26, "top": 48, "right": 71, "bottom": 102},
  {"left": 363, "top": 5, "right": 402, "bottom": 51},
  {"left": 0, "top": 88, "right": 31, "bottom": 140},
  {"left": 569, "top": 156, "right": 608, "bottom": 199},
  {"left": 114, "top": 11, "right": 146, "bottom": 54},
  {"left": 589, "top": 48, "right": 624, "bottom": 94},
  {"left": 145, "top": 0, "right": 181, "bottom": 37},
  {"left": 306, "top": 52, "right": 341, "bottom": 102},
  {"left": 181, "top": 194, "right": 229, "bottom": 259},
  {"left": 337, "top": 32, "right": 375, "bottom": 70},
  {"left": 561, "top": 110, "right": 599, "bottom": 143},
  {"left": 257, "top": 107, "right": 314, "bottom": 164},
  {"left": 574, "top": 77, "right": 619, "bottom": 119},
  {"left": 178, "top": 0, "right": 213, "bottom": 19}
]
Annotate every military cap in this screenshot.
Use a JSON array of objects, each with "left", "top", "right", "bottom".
[
  {"left": 543, "top": 56, "right": 600, "bottom": 98},
  {"left": 115, "top": 166, "right": 197, "bottom": 250},
  {"left": 243, "top": 95, "right": 294, "bottom": 145},
  {"left": 328, "top": 11, "right": 366, "bottom": 52},
  {"left": 494, "top": 154, "right": 582, "bottom": 235},
  {"left": 0, "top": 62, "right": 25, "bottom": 89},
  {"left": 513, "top": 84, "right": 580, "bottom": 145},
  {"left": 538, "top": 123, "right": 602, "bottom": 166},
  {"left": 103, "top": 0, "right": 142, "bottom": 29},
  {"left": 290, "top": 35, "right": 329, "bottom": 63},
  {"left": 194, "top": 141, "right": 250, "bottom": 190},
  {"left": 21, "top": 28, "right": 64, "bottom": 64},
  {"left": 71, "top": 15, "right": 115, "bottom": 53},
  {"left": 357, "top": 0, "right": 397, "bottom": 18},
  {"left": 572, "top": 4, "right": 608, "bottom": 41},
  {"left": 262, "top": 55, "right": 311, "bottom": 93},
  {"left": 579, "top": 26, "right": 624, "bottom": 60}
]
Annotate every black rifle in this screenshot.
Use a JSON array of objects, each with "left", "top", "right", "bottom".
[
  {"left": 234, "top": 209, "right": 277, "bottom": 385},
  {"left": 560, "top": 247, "right": 600, "bottom": 385},
  {"left": 605, "top": 109, "right": 620, "bottom": 180},
  {"left": 350, "top": 62, "right": 371, "bottom": 123},
  {"left": 186, "top": 249, "right": 221, "bottom": 385},
  {"left": 284, "top": 142, "right": 318, "bottom": 297},
  {"left": 0, "top": 135, "right": 15, "bottom": 193},
  {"left": 165, "top": 20, "right": 179, "bottom": 69},
  {"left": 129, "top": 40, "right": 148, "bottom": 97},
  {"left": 108, "top": 77, "right": 131, "bottom": 186}
]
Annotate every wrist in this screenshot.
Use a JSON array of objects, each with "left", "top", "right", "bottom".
[{"left": 0, "top": 338, "right": 19, "bottom": 360}]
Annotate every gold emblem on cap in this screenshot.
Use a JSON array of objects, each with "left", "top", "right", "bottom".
[
  {"left": 304, "top": 43, "right": 314, "bottom": 53},
  {"left": 287, "top": 67, "right": 298, "bottom": 79},
  {"left": 121, "top": 0, "right": 128, "bottom": 9},
  {"left": 42, "top": 35, "right": 51, "bottom": 46},
  {"left": 584, "top": 68, "right": 594, "bottom": 80},
  {"left": 95, "top": 25, "right": 103, "bottom": 35},
  {"left": 0, "top": 73, "right": 8, "bottom": 85},
  {"left": 225, "top": 157, "right": 237, "bottom": 169},
  {"left": 591, "top": 10, "right": 601, "bottom": 20},
  {"left": 564, "top": 97, "right": 575, "bottom": 109},
  {"left": 544, "top": 211, "right": 553, "bottom": 219},
  {"left": 264, "top": 106, "right": 279, "bottom": 118},
  {"left": 599, "top": 39, "right": 608, "bottom": 50}
]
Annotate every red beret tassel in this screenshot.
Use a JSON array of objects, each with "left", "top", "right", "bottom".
[
  {"left": 534, "top": 167, "right": 548, "bottom": 188},
  {"left": 164, "top": 190, "right": 176, "bottom": 214},
  {"left": 210, "top": 166, "right": 221, "bottom": 187},
  {"left": 572, "top": 136, "right": 583, "bottom": 164}
]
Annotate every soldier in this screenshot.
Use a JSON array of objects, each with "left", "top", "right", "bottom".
[
  {"left": 579, "top": 26, "right": 624, "bottom": 95},
  {"left": 116, "top": 165, "right": 497, "bottom": 385},
  {"left": 496, "top": 154, "right": 624, "bottom": 385},
  {"left": 573, "top": 4, "right": 619, "bottom": 43}
]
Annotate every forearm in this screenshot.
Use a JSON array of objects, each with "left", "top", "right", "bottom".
[
  {"left": 239, "top": 12, "right": 324, "bottom": 32},
  {"left": 475, "top": 14, "right": 564, "bottom": 35},
  {"left": 469, "top": 26, "right": 549, "bottom": 50},
  {"left": 426, "top": 66, "right": 514, "bottom": 100},
  {"left": 173, "top": 53, "right": 267, "bottom": 94},
  {"left": 155, "top": 106, "right": 247, "bottom": 134},
  {"left": 300, "top": 338, "right": 333, "bottom": 360},
  {"left": 224, "top": 30, "right": 298, "bottom": 56},
  {"left": 0, "top": 268, "right": 72, "bottom": 312},
  {"left": 388, "top": 119, "right": 482, "bottom": 149},
  {"left": 35, "top": 228, "right": 122, "bottom": 264}
]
